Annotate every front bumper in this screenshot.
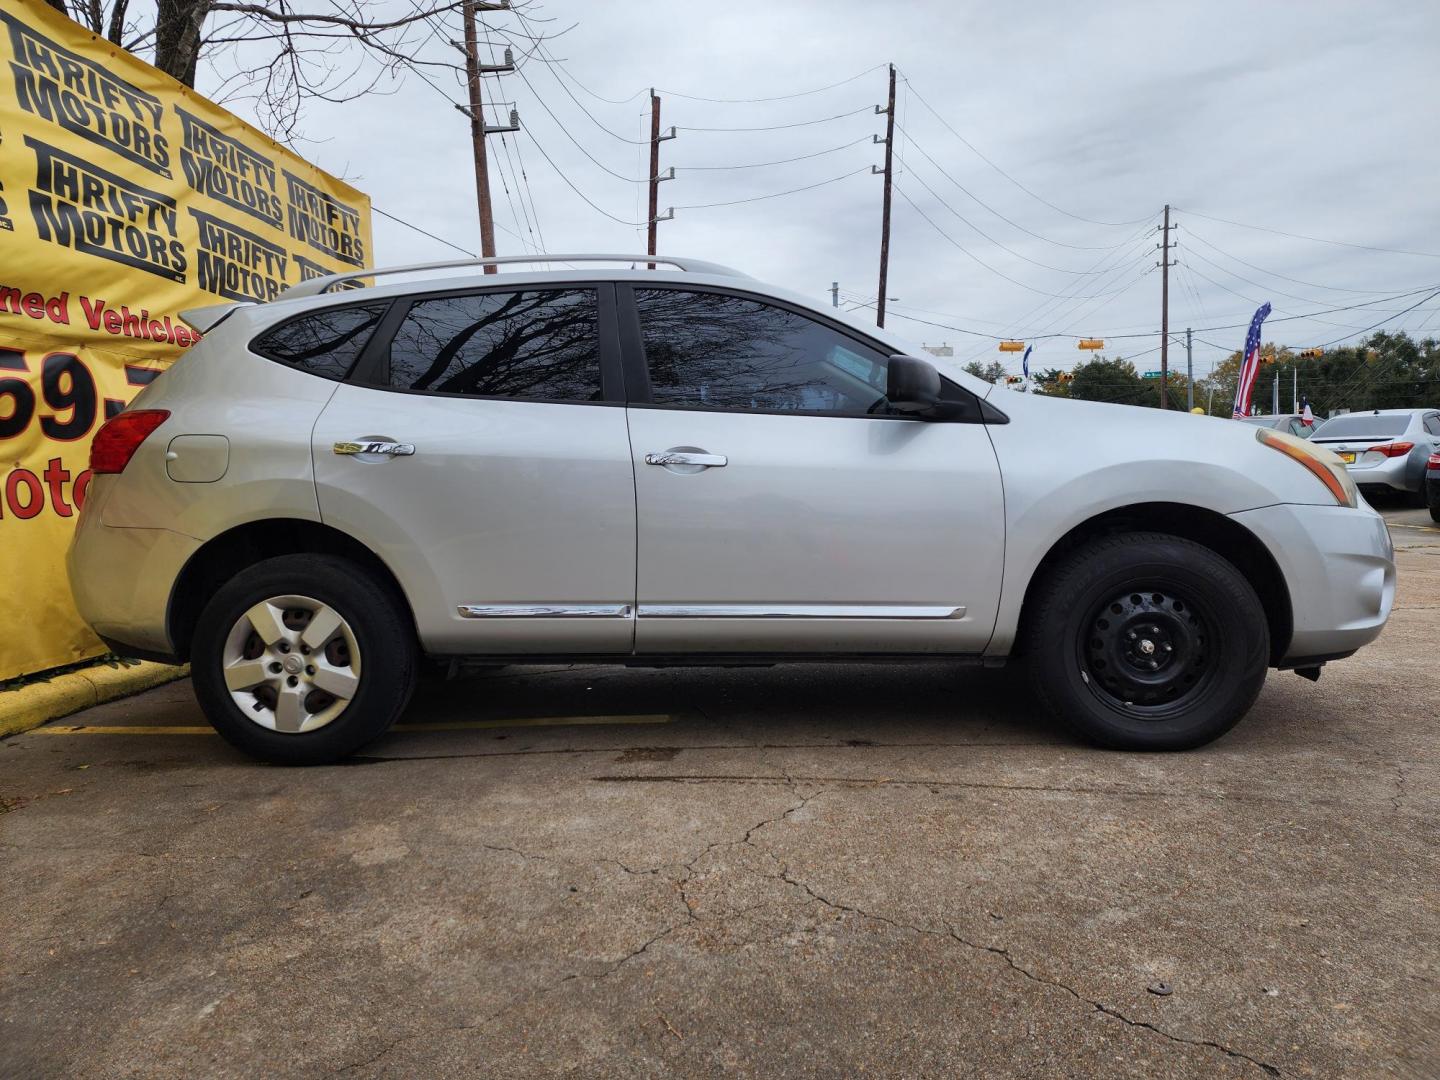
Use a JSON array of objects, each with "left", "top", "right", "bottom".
[
  {"left": 1229, "top": 502, "right": 1395, "bottom": 663},
  {"left": 67, "top": 507, "right": 198, "bottom": 661}
]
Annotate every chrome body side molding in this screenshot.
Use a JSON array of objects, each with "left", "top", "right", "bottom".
[
  {"left": 638, "top": 604, "right": 966, "bottom": 619},
  {"left": 457, "top": 604, "right": 634, "bottom": 619}
]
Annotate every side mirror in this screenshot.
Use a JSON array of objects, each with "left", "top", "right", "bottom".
[{"left": 886, "top": 354, "right": 942, "bottom": 415}]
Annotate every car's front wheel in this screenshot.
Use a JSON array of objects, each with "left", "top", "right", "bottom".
[
  {"left": 191, "top": 554, "right": 417, "bottom": 764},
  {"left": 1025, "top": 533, "right": 1269, "bottom": 750}
]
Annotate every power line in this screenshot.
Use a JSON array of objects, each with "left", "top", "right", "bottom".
[
  {"left": 674, "top": 135, "right": 872, "bottom": 171},
  {"left": 678, "top": 106, "right": 876, "bottom": 133},
  {"left": 1180, "top": 227, "right": 1395, "bottom": 294},
  {"left": 894, "top": 181, "right": 1152, "bottom": 300},
  {"left": 894, "top": 151, "right": 1134, "bottom": 275},
  {"left": 673, "top": 167, "right": 871, "bottom": 210},
  {"left": 893, "top": 122, "right": 1143, "bottom": 252},
  {"left": 900, "top": 74, "right": 1155, "bottom": 228},
  {"left": 657, "top": 64, "right": 887, "bottom": 103},
  {"left": 512, "top": 60, "right": 640, "bottom": 181},
  {"left": 523, "top": 124, "right": 646, "bottom": 226},
  {"left": 373, "top": 205, "right": 477, "bottom": 256},
  {"left": 1173, "top": 207, "right": 1440, "bottom": 259},
  {"left": 524, "top": 42, "right": 650, "bottom": 143}
]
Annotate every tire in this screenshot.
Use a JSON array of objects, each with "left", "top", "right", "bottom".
[
  {"left": 191, "top": 554, "right": 418, "bottom": 764},
  {"left": 1426, "top": 480, "right": 1440, "bottom": 521},
  {"left": 1024, "top": 532, "right": 1269, "bottom": 751}
]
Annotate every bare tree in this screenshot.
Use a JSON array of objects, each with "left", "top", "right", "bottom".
[{"left": 45, "top": 0, "right": 553, "bottom": 141}]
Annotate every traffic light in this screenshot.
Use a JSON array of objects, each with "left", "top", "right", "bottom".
[
  {"left": 998, "top": 341, "right": 1025, "bottom": 352},
  {"left": 1004, "top": 375, "right": 1024, "bottom": 384},
  {"left": 1057, "top": 371, "right": 1074, "bottom": 383},
  {"left": 1297, "top": 348, "right": 1324, "bottom": 360},
  {"left": 1077, "top": 339, "right": 1104, "bottom": 350}
]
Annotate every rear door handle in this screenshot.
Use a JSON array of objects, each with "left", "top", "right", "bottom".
[{"left": 645, "top": 450, "right": 727, "bottom": 468}]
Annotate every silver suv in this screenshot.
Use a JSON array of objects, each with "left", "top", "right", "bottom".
[{"left": 68, "top": 255, "right": 1396, "bottom": 763}]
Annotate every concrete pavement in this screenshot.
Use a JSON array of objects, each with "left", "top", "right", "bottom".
[{"left": 2, "top": 541, "right": 1436, "bottom": 1078}]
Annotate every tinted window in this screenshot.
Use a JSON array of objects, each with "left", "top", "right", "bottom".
[
  {"left": 1311, "top": 414, "right": 1409, "bottom": 439},
  {"left": 1425, "top": 414, "right": 1440, "bottom": 436},
  {"left": 253, "top": 303, "right": 387, "bottom": 380},
  {"left": 635, "top": 289, "right": 892, "bottom": 414},
  {"left": 386, "top": 289, "right": 601, "bottom": 401}
]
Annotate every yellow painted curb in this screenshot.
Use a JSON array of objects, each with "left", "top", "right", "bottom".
[{"left": 0, "top": 661, "right": 189, "bottom": 739}]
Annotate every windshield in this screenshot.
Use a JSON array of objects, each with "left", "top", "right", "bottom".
[{"left": 1311, "top": 414, "right": 1408, "bottom": 439}]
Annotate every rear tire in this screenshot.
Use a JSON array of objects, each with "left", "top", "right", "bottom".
[
  {"left": 1024, "top": 532, "right": 1269, "bottom": 751},
  {"left": 191, "top": 554, "right": 417, "bottom": 764},
  {"left": 1427, "top": 480, "right": 1440, "bottom": 523}
]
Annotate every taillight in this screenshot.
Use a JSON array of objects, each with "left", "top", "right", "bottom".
[
  {"left": 1368, "top": 441, "right": 1414, "bottom": 458},
  {"left": 89, "top": 410, "right": 170, "bottom": 474},
  {"left": 1429, "top": 453, "right": 1440, "bottom": 469}
]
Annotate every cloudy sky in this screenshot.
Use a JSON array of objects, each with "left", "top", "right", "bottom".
[{"left": 206, "top": 0, "right": 1440, "bottom": 380}]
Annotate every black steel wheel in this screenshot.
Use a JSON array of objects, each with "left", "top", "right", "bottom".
[{"left": 1025, "top": 532, "right": 1270, "bottom": 750}]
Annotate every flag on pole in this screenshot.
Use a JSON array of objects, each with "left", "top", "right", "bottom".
[
  {"left": 1300, "top": 395, "right": 1314, "bottom": 427},
  {"left": 1022, "top": 345, "right": 1032, "bottom": 379},
  {"left": 1232, "top": 302, "right": 1272, "bottom": 419}
]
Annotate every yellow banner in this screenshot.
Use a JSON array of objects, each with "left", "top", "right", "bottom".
[{"left": 0, "top": 0, "right": 372, "bottom": 681}]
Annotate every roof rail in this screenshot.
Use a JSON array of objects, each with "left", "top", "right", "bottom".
[{"left": 283, "top": 254, "right": 748, "bottom": 299}]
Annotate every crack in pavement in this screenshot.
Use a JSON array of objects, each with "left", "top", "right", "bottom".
[
  {"left": 771, "top": 868, "right": 1281, "bottom": 1077},
  {"left": 589, "top": 772, "right": 1313, "bottom": 807}
]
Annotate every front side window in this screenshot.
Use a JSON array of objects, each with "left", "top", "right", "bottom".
[
  {"left": 252, "top": 303, "right": 388, "bottom": 380},
  {"left": 385, "top": 289, "right": 601, "bottom": 401},
  {"left": 634, "top": 289, "right": 893, "bottom": 415}
]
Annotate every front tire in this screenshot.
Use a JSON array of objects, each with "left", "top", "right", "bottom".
[
  {"left": 1024, "top": 533, "right": 1269, "bottom": 751},
  {"left": 191, "top": 554, "right": 418, "bottom": 764}
]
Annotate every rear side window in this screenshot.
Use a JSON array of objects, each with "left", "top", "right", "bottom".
[
  {"left": 252, "top": 304, "right": 388, "bottom": 380},
  {"left": 1311, "top": 414, "right": 1408, "bottom": 439},
  {"left": 1425, "top": 414, "right": 1440, "bottom": 436},
  {"left": 384, "top": 289, "right": 601, "bottom": 401}
]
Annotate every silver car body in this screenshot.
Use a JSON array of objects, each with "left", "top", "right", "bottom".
[
  {"left": 1309, "top": 408, "right": 1440, "bottom": 494},
  {"left": 68, "top": 261, "right": 1396, "bottom": 672}
]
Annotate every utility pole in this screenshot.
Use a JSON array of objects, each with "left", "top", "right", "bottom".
[
  {"left": 1185, "top": 327, "right": 1194, "bottom": 411},
  {"left": 1158, "top": 204, "right": 1174, "bottom": 408},
  {"left": 831, "top": 281, "right": 839, "bottom": 308},
  {"left": 1273, "top": 368, "right": 1279, "bottom": 415},
  {"left": 460, "top": 2, "right": 517, "bottom": 274},
  {"left": 873, "top": 64, "right": 896, "bottom": 328},
  {"left": 646, "top": 91, "right": 676, "bottom": 268},
  {"left": 1293, "top": 367, "right": 1298, "bottom": 413}
]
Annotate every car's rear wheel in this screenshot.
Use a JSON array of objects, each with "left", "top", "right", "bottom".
[
  {"left": 1427, "top": 480, "right": 1440, "bottom": 523},
  {"left": 1025, "top": 533, "right": 1269, "bottom": 750},
  {"left": 191, "top": 554, "right": 417, "bottom": 764}
]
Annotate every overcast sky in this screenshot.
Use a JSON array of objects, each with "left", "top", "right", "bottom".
[{"left": 206, "top": 0, "right": 1440, "bottom": 379}]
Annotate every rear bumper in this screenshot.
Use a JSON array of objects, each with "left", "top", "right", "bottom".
[
  {"left": 67, "top": 513, "right": 197, "bottom": 662},
  {"left": 1229, "top": 502, "right": 1395, "bottom": 664},
  {"left": 1345, "top": 453, "right": 1418, "bottom": 492}
]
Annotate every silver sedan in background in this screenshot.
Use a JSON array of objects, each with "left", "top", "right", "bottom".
[{"left": 1309, "top": 408, "right": 1440, "bottom": 502}]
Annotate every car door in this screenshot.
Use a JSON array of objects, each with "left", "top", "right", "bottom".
[
  {"left": 620, "top": 284, "right": 1006, "bottom": 654},
  {"left": 310, "top": 283, "right": 637, "bottom": 654}
]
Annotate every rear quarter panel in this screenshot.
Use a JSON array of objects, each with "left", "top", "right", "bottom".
[{"left": 99, "top": 319, "right": 337, "bottom": 538}]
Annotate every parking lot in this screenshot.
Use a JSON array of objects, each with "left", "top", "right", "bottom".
[{"left": 3, "top": 511, "right": 1437, "bottom": 1079}]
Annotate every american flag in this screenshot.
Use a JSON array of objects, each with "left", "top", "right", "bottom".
[{"left": 1232, "top": 302, "right": 1272, "bottom": 418}]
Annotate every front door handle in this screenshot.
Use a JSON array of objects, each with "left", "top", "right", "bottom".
[
  {"left": 333, "top": 439, "right": 415, "bottom": 457},
  {"left": 645, "top": 449, "right": 727, "bottom": 468}
]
